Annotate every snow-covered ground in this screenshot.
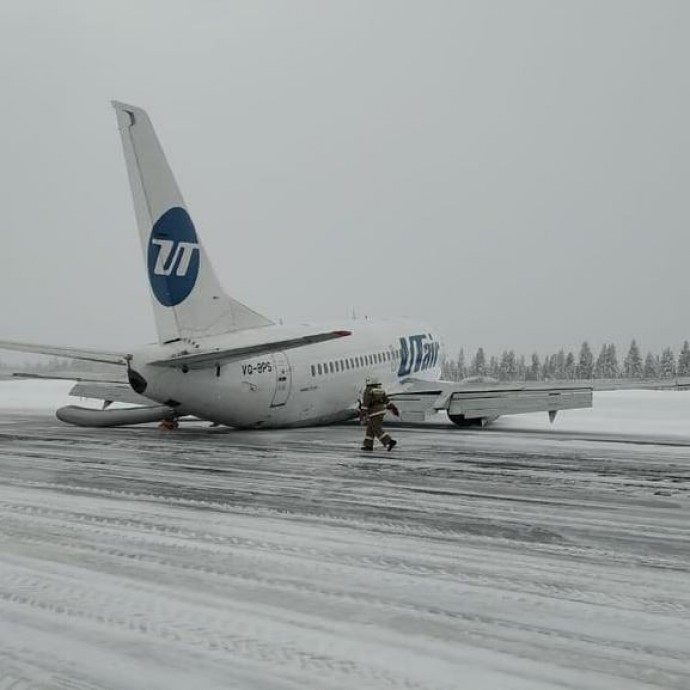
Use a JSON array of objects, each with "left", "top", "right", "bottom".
[
  {"left": 0, "top": 381, "right": 689, "bottom": 689},
  {"left": 3, "top": 378, "right": 690, "bottom": 438},
  {"left": 0, "top": 379, "right": 106, "bottom": 411}
]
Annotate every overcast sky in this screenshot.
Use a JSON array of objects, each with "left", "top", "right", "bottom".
[{"left": 1, "top": 0, "right": 688, "bottom": 359}]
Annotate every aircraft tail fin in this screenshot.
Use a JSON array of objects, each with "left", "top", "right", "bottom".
[{"left": 112, "top": 101, "right": 273, "bottom": 343}]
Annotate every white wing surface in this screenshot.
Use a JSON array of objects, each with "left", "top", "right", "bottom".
[
  {"left": 391, "top": 379, "right": 593, "bottom": 424},
  {"left": 0, "top": 340, "right": 127, "bottom": 366},
  {"left": 68, "top": 382, "right": 153, "bottom": 406}
]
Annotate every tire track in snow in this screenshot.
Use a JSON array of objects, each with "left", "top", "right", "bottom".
[
  {"left": 2, "top": 496, "right": 690, "bottom": 689},
  {"left": 2, "top": 419, "right": 690, "bottom": 689}
]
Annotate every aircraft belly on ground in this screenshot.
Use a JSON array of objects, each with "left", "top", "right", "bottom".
[{"left": 138, "top": 360, "right": 273, "bottom": 428}]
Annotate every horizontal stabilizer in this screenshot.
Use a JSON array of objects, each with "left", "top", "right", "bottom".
[
  {"left": 150, "top": 329, "right": 352, "bottom": 369},
  {"left": 0, "top": 340, "right": 127, "bottom": 366}
]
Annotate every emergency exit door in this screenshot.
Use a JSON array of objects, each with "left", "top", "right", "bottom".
[{"left": 271, "top": 352, "right": 292, "bottom": 407}]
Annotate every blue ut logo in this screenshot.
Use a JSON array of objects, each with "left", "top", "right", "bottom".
[
  {"left": 147, "top": 207, "right": 200, "bottom": 306},
  {"left": 397, "top": 334, "right": 440, "bottom": 377}
]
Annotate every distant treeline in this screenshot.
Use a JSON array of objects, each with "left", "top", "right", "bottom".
[
  {"left": 3, "top": 341, "right": 690, "bottom": 382},
  {"left": 441, "top": 340, "right": 690, "bottom": 382}
]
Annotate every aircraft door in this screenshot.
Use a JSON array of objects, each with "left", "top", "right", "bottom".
[{"left": 271, "top": 352, "right": 292, "bottom": 407}]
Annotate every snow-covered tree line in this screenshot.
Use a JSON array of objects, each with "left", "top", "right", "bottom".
[{"left": 441, "top": 340, "right": 690, "bottom": 382}]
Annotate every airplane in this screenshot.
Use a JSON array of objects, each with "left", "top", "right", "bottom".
[{"left": 0, "top": 102, "right": 596, "bottom": 430}]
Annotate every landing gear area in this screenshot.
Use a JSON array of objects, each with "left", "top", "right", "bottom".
[{"left": 158, "top": 417, "right": 179, "bottom": 431}]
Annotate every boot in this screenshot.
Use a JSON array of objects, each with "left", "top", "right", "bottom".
[{"left": 386, "top": 438, "right": 397, "bottom": 451}]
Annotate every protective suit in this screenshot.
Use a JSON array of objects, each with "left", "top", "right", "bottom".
[{"left": 359, "top": 378, "right": 399, "bottom": 451}]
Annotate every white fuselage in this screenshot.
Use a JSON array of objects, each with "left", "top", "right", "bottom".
[{"left": 130, "top": 318, "right": 443, "bottom": 428}]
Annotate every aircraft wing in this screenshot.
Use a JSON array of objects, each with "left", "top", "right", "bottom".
[
  {"left": 58, "top": 381, "right": 179, "bottom": 427},
  {"left": 8, "top": 371, "right": 128, "bottom": 384},
  {"left": 0, "top": 340, "right": 127, "bottom": 366},
  {"left": 149, "top": 329, "right": 352, "bottom": 370},
  {"left": 390, "top": 379, "right": 593, "bottom": 424},
  {"left": 2, "top": 373, "right": 152, "bottom": 409}
]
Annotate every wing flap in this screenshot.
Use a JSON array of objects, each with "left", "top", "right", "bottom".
[
  {"left": 149, "top": 329, "right": 352, "bottom": 369},
  {"left": 68, "top": 382, "right": 152, "bottom": 406}
]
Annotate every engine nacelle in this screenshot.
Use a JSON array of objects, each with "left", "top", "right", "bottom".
[
  {"left": 56, "top": 405, "right": 177, "bottom": 428},
  {"left": 447, "top": 413, "right": 498, "bottom": 428}
]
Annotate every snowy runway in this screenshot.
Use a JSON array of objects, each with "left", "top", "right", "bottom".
[{"left": 0, "top": 391, "right": 689, "bottom": 689}]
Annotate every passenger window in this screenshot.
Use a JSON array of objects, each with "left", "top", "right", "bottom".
[
  {"left": 318, "top": 363, "right": 323, "bottom": 375},
  {"left": 311, "top": 365, "right": 315, "bottom": 377},
  {"left": 329, "top": 362, "right": 334, "bottom": 373}
]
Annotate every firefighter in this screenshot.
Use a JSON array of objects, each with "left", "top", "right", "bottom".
[{"left": 359, "top": 377, "right": 399, "bottom": 451}]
